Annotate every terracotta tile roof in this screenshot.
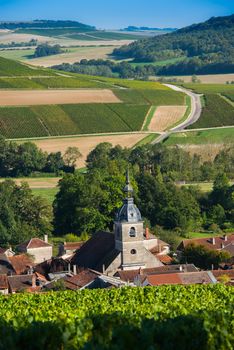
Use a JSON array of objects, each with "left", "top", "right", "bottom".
[
  {"left": 0, "top": 275, "right": 8, "bottom": 289},
  {"left": 8, "top": 254, "right": 34, "bottom": 275},
  {"left": 64, "top": 269, "right": 99, "bottom": 289},
  {"left": 17, "top": 238, "right": 52, "bottom": 250},
  {"left": 71, "top": 231, "right": 115, "bottom": 271},
  {"left": 146, "top": 273, "right": 181, "bottom": 285},
  {"left": 145, "top": 271, "right": 216, "bottom": 286},
  {"left": 212, "top": 269, "right": 234, "bottom": 280},
  {"left": 117, "top": 264, "right": 198, "bottom": 282},
  {"left": 178, "top": 234, "right": 234, "bottom": 256},
  {"left": 8, "top": 274, "right": 37, "bottom": 292},
  {"left": 64, "top": 242, "right": 84, "bottom": 250},
  {"left": 156, "top": 255, "right": 173, "bottom": 264}
]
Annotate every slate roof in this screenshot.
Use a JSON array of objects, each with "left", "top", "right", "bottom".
[
  {"left": 0, "top": 274, "right": 8, "bottom": 289},
  {"left": 8, "top": 254, "right": 34, "bottom": 275},
  {"left": 117, "top": 264, "right": 198, "bottom": 282},
  {"left": 64, "top": 270, "right": 99, "bottom": 289},
  {"left": 71, "top": 231, "right": 115, "bottom": 271},
  {"left": 178, "top": 234, "right": 234, "bottom": 256},
  {"left": 17, "top": 238, "right": 52, "bottom": 250}
]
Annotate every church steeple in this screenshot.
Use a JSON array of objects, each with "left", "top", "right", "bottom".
[{"left": 116, "top": 170, "right": 142, "bottom": 223}]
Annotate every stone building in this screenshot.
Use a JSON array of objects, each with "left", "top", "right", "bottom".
[
  {"left": 17, "top": 237, "right": 53, "bottom": 264},
  {"left": 71, "top": 172, "right": 163, "bottom": 275}
]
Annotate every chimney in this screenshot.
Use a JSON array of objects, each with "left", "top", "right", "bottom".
[
  {"left": 224, "top": 235, "right": 228, "bottom": 242},
  {"left": 212, "top": 237, "right": 216, "bottom": 245},
  {"left": 73, "top": 265, "right": 77, "bottom": 275},
  {"left": 179, "top": 265, "right": 183, "bottom": 272},
  {"left": 145, "top": 227, "right": 149, "bottom": 240},
  {"left": 102, "top": 264, "right": 105, "bottom": 274},
  {"left": 221, "top": 243, "right": 225, "bottom": 249},
  {"left": 44, "top": 234, "right": 48, "bottom": 243},
  {"left": 32, "top": 274, "right": 36, "bottom": 288},
  {"left": 68, "top": 263, "right": 71, "bottom": 274}
]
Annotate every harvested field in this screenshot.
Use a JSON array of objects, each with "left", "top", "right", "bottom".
[
  {"left": 156, "top": 74, "right": 234, "bottom": 84},
  {"left": 148, "top": 105, "right": 187, "bottom": 131},
  {"left": 0, "top": 89, "right": 120, "bottom": 106},
  {"left": 31, "top": 134, "right": 147, "bottom": 168},
  {"left": 179, "top": 144, "right": 227, "bottom": 162},
  {"left": 0, "top": 177, "right": 60, "bottom": 189}
]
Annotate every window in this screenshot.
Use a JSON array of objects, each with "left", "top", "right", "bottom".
[
  {"left": 129, "top": 227, "right": 136, "bottom": 237},
  {"left": 131, "top": 249, "right": 137, "bottom": 255}
]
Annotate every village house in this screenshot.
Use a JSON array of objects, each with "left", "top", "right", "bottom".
[
  {"left": 177, "top": 234, "right": 234, "bottom": 257},
  {"left": 71, "top": 172, "right": 164, "bottom": 276},
  {"left": 59, "top": 241, "right": 84, "bottom": 257},
  {"left": 0, "top": 253, "right": 34, "bottom": 276},
  {"left": 0, "top": 275, "right": 8, "bottom": 294},
  {"left": 17, "top": 236, "right": 53, "bottom": 264}
]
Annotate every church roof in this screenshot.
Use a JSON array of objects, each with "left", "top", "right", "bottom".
[
  {"left": 116, "top": 198, "right": 142, "bottom": 223},
  {"left": 71, "top": 231, "right": 115, "bottom": 271}
]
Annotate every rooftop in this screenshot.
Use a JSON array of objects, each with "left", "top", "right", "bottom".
[{"left": 17, "top": 238, "right": 52, "bottom": 250}]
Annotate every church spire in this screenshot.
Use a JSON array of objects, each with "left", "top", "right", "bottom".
[{"left": 123, "top": 169, "right": 133, "bottom": 198}]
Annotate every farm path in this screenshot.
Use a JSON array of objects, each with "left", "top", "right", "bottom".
[{"left": 152, "top": 84, "right": 202, "bottom": 144}]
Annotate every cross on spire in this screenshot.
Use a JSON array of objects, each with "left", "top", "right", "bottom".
[{"left": 124, "top": 169, "right": 133, "bottom": 198}]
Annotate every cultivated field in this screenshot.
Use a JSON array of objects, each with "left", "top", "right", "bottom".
[
  {"left": 0, "top": 89, "right": 120, "bottom": 106},
  {"left": 149, "top": 105, "right": 187, "bottom": 131},
  {"left": 28, "top": 133, "right": 148, "bottom": 167},
  {"left": 156, "top": 74, "right": 234, "bottom": 84},
  {"left": 0, "top": 177, "right": 60, "bottom": 188}
]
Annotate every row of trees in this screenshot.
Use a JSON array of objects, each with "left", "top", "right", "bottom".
[{"left": 0, "top": 136, "right": 81, "bottom": 176}]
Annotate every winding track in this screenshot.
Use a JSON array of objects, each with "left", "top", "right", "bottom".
[{"left": 152, "top": 84, "right": 202, "bottom": 144}]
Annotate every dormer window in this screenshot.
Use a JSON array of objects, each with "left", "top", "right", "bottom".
[{"left": 129, "top": 227, "right": 136, "bottom": 237}]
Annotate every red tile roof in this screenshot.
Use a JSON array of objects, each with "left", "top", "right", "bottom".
[
  {"left": 64, "top": 269, "right": 99, "bottom": 289},
  {"left": 146, "top": 273, "right": 181, "bottom": 285},
  {"left": 17, "top": 238, "right": 52, "bottom": 250},
  {"left": 64, "top": 242, "right": 84, "bottom": 250},
  {"left": 0, "top": 275, "right": 8, "bottom": 289},
  {"left": 146, "top": 271, "right": 215, "bottom": 286},
  {"left": 8, "top": 274, "right": 37, "bottom": 292},
  {"left": 8, "top": 254, "right": 34, "bottom": 275},
  {"left": 117, "top": 264, "right": 198, "bottom": 282},
  {"left": 178, "top": 234, "right": 234, "bottom": 255},
  {"left": 156, "top": 255, "right": 173, "bottom": 264},
  {"left": 212, "top": 269, "right": 234, "bottom": 280}
]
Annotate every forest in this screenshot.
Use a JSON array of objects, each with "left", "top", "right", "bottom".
[{"left": 113, "top": 15, "right": 234, "bottom": 75}]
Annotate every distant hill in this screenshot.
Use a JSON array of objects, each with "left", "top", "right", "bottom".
[
  {"left": 114, "top": 14, "right": 234, "bottom": 75},
  {"left": 0, "top": 20, "right": 95, "bottom": 30},
  {"left": 123, "top": 26, "right": 177, "bottom": 32}
]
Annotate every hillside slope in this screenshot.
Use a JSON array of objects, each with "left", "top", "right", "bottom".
[{"left": 113, "top": 14, "right": 234, "bottom": 75}]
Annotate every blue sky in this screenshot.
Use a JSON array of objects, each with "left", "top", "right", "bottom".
[{"left": 0, "top": 0, "right": 233, "bottom": 29}]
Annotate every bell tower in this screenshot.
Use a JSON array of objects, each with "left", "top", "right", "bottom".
[{"left": 114, "top": 171, "right": 147, "bottom": 270}]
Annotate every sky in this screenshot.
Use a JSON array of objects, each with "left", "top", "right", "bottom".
[{"left": 0, "top": 0, "right": 233, "bottom": 29}]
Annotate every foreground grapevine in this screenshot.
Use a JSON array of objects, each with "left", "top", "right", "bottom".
[{"left": 0, "top": 285, "right": 233, "bottom": 349}]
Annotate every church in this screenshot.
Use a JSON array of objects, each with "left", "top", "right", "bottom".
[{"left": 71, "top": 172, "right": 164, "bottom": 275}]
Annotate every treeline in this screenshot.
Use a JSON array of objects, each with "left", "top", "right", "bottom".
[
  {"left": 34, "top": 44, "right": 63, "bottom": 58},
  {"left": 0, "top": 20, "right": 95, "bottom": 30},
  {"left": 0, "top": 39, "right": 37, "bottom": 49},
  {"left": 113, "top": 15, "right": 234, "bottom": 75},
  {"left": 53, "top": 59, "right": 162, "bottom": 79},
  {"left": 0, "top": 136, "right": 81, "bottom": 177},
  {"left": 53, "top": 143, "right": 234, "bottom": 237}
]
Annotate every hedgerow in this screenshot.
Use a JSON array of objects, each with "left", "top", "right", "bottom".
[{"left": 0, "top": 285, "right": 233, "bottom": 349}]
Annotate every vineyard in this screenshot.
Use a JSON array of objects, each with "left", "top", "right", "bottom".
[
  {"left": 115, "top": 89, "right": 185, "bottom": 105},
  {"left": 188, "top": 94, "right": 234, "bottom": 129},
  {"left": 0, "top": 57, "right": 55, "bottom": 77},
  {"left": 0, "top": 285, "right": 233, "bottom": 349},
  {"left": 0, "top": 103, "right": 149, "bottom": 138}
]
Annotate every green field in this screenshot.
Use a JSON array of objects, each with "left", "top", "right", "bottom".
[
  {"left": 0, "top": 286, "right": 233, "bottom": 349},
  {"left": 0, "top": 56, "right": 55, "bottom": 77},
  {"left": 188, "top": 94, "right": 234, "bottom": 129},
  {"left": 15, "top": 28, "right": 143, "bottom": 40},
  {"left": 0, "top": 103, "right": 149, "bottom": 138},
  {"left": 165, "top": 128, "right": 234, "bottom": 145},
  {"left": 31, "top": 188, "right": 58, "bottom": 204},
  {"left": 182, "top": 83, "right": 234, "bottom": 94}
]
